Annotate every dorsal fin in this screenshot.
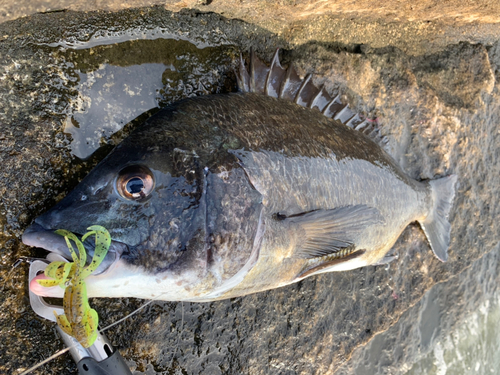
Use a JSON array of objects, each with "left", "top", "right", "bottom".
[
  {"left": 237, "top": 49, "right": 389, "bottom": 150},
  {"left": 352, "top": 117, "right": 389, "bottom": 150}
]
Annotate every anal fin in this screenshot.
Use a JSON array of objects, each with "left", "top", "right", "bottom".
[{"left": 297, "top": 249, "right": 366, "bottom": 278}]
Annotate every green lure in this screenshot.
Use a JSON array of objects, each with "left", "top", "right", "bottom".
[{"left": 37, "top": 225, "right": 111, "bottom": 348}]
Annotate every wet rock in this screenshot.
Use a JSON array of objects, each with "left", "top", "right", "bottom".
[
  {"left": 0, "top": 7, "right": 499, "bottom": 375},
  {"left": 411, "top": 43, "right": 495, "bottom": 109},
  {"left": 335, "top": 243, "right": 500, "bottom": 375},
  {"left": 2, "top": 1, "right": 500, "bottom": 55}
]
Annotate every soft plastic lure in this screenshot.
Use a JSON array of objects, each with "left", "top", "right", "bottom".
[{"left": 37, "top": 225, "right": 111, "bottom": 348}]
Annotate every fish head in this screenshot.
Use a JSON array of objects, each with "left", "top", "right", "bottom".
[{"left": 23, "top": 126, "right": 210, "bottom": 301}]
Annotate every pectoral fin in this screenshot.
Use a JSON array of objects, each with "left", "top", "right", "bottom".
[{"left": 285, "top": 205, "right": 385, "bottom": 259}]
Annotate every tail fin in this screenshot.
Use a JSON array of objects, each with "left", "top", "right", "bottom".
[{"left": 419, "top": 175, "right": 458, "bottom": 262}]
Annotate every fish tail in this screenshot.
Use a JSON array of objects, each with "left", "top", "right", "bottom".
[{"left": 419, "top": 175, "right": 458, "bottom": 262}]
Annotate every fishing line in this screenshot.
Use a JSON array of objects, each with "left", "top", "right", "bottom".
[
  {"left": 98, "top": 298, "right": 156, "bottom": 333},
  {"left": 17, "top": 294, "right": 175, "bottom": 375},
  {"left": 17, "top": 348, "right": 70, "bottom": 375}
]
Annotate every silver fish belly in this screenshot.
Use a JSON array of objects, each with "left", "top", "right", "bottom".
[{"left": 23, "top": 50, "right": 457, "bottom": 302}]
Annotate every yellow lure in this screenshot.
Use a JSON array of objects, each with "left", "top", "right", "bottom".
[{"left": 37, "top": 225, "right": 111, "bottom": 348}]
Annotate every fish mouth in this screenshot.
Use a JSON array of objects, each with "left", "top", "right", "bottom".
[{"left": 22, "top": 222, "right": 128, "bottom": 277}]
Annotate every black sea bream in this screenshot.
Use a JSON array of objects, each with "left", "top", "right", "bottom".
[{"left": 23, "top": 50, "right": 457, "bottom": 301}]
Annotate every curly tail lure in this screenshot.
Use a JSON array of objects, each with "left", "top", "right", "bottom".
[{"left": 36, "top": 225, "right": 111, "bottom": 348}]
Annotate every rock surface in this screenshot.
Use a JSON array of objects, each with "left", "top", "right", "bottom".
[
  {"left": 1, "top": 0, "right": 500, "bottom": 56},
  {"left": 0, "top": 5, "right": 498, "bottom": 375}
]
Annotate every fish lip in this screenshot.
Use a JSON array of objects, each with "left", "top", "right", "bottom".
[{"left": 22, "top": 222, "right": 128, "bottom": 275}]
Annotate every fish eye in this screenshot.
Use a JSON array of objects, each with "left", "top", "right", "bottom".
[{"left": 116, "top": 165, "right": 155, "bottom": 201}]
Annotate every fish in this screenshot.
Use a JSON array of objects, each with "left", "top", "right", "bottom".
[{"left": 23, "top": 50, "right": 457, "bottom": 302}]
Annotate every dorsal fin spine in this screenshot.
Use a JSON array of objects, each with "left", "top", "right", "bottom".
[
  {"left": 333, "top": 103, "right": 349, "bottom": 120},
  {"left": 278, "top": 65, "right": 291, "bottom": 99},
  {"left": 265, "top": 49, "right": 280, "bottom": 97},
  {"left": 294, "top": 74, "right": 312, "bottom": 104},
  {"left": 309, "top": 84, "right": 325, "bottom": 110},
  {"left": 236, "top": 53, "right": 250, "bottom": 92},
  {"left": 264, "top": 56, "right": 274, "bottom": 96},
  {"left": 321, "top": 94, "right": 341, "bottom": 118},
  {"left": 249, "top": 49, "right": 256, "bottom": 92},
  {"left": 354, "top": 119, "right": 369, "bottom": 131},
  {"left": 345, "top": 114, "right": 360, "bottom": 128}
]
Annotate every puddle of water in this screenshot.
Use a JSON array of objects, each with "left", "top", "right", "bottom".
[
  {"left": 47, "top": 38, "right": 238, "bottom": 159},
  {"left": 65, "top": 63, "right": 167, "bottom": 158}
]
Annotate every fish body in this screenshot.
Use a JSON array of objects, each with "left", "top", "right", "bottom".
[{"left": 23, "top": 51, "right": 456, "bottom": 302}]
